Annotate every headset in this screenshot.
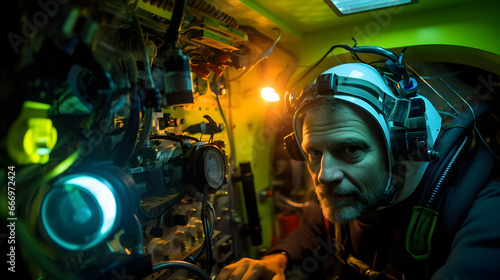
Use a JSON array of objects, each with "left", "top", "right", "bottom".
[{"left": 283, "top": 43, "right": 442, "bottom": 205}]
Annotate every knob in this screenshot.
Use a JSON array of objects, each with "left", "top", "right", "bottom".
[
  {"left": 153, "top": 240, "right": 173, "bottom": 257},
  {"left": 150, "top": 227, "right": 164, "bottom": 238},
  {"left": 143, "top": 225, "right": 164, "bottom": 238},
  {"left": 165, "top": 213, "right": 189, "bottom": 227}
]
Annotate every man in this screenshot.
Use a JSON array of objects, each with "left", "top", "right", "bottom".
[{"left": 217, "top": 63, "right": 500, "bottom": 280}]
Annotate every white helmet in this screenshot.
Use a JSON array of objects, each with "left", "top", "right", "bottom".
[{"left": 285, "top": 63, "right": 442, "bottom": 206}]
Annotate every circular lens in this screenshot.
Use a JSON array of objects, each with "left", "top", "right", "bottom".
[
  {"left": 41, "top": 174, "right": 118, "bottom": 251},
  {"left": 203, "top": 147, "right": 226, "bottom": 190}
]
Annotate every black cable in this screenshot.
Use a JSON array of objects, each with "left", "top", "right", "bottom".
[
  {"left": 150, "top": 135, "right": 200, "bottom": 143},
  {"left": 131, "top": 214, "right": 145, "bottom": 254},
  {"left": 151, "top": 261, "right": 211, "bottom": 280},
  {"left": 222, "top": 28, "right": 281, "bottom": 84},
  {"left": 287, "top": 41, "right": 408, "bottom": 92},
  {"left": 350, "top": 44, "right": 399, "bottom": 62},
  {"left": 164, "top": 0, "right": 187, "bottom": 46},
  {"left": 138, "top": 186, "right": 187, "bottom": 220},
  {"left": 426, "top": 135, "right": 472, "bottom": 209},
  {"left": 187, "top": 243, "right": 205, "bottom": 264},
  {"left": 351, "top": 52, "right": 370, "bottom": 64},
  {"left": 129, "top": 107, "right": 154, "bottom": 161},
  {"left": 186, "top": 217, "right": 208, "bottom": 264},
  {"left": 113, "top": 87, "right": 142, "bottom": 168},
  {"left": 368, "top": 59, "right": 387, "bottom": 66},
  {"left": 203, "top": 210, "right": 213, "bottom": 275},
  {"left": 186, "top": 201, "right": 215, "bottom": 274},
  {"left": 288, "top": 45, "right": 341, "bottom": 90}
]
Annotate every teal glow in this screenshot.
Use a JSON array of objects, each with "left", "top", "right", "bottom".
[
  {"left": 65, "top": 176, "right": 117, "bottom": 237},
  {"left": 41, "top": 173, "right": 118, "bottom": 251}
]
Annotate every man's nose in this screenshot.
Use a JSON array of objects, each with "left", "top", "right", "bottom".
[{"left": 318, "top": 153, "right": 344, "bottom": 185}]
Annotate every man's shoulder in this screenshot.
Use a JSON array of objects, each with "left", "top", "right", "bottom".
[{"left": 438, "top": 177, "right": 500, "bottom": 240}]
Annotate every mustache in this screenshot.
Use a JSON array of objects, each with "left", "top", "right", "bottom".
[{"left": 316, "top": 184, "right": 361, "bottom": 197}]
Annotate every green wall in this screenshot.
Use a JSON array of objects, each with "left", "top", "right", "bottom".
[{"left": 287, "top": 2, "right": 500, "bottom": 91}]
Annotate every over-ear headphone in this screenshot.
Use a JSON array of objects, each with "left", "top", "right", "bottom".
[
  {"left": 281, "top": 43, "right": 443, "bottom": 206},
  {"left": 283, "top": 71, "right": 437, "bottom": 163},
  {"left": 283, "top": 61, "right": 442, "bottom": 206}
]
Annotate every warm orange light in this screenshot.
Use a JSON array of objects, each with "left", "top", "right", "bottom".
[{"left": 261, "top": 87, "right": 280, "bottom": 102}]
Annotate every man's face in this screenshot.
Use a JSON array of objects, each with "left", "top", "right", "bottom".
[{"left": 301, "top": 104, "right": 388, "bottom": 224}]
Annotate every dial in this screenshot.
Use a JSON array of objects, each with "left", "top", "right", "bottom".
[{"left": 204, "top": 147, "right": 226, "bottom": 190}]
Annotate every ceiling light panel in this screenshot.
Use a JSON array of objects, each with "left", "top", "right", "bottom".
[{"left": 324, "top": 0, "right": 418, "bottom": 16}]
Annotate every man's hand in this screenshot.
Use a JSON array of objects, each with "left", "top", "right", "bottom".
[{"left": 216, "top": 253, "right": 288, "bottom": 280}]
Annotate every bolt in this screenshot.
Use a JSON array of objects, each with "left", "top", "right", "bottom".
[{"left": 428, "top": 150, "right": 440, "bottom": 160}]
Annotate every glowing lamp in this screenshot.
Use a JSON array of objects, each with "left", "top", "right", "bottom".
[
  {"left": 7, "top": 101, "right": 57, "bottom": 164},
  {"left": 261, "top": 87, "right": 280, "bottom": 102},
  {"left": 41, "top": 166, "right": 137, "bottom": 251}
]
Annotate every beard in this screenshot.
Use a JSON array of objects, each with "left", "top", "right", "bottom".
[{"left": 316, "top": 183, "right": 382, "bottom": 224}]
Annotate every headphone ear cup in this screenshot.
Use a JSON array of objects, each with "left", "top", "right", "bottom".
[
  {"left": 391, "top": 129, "right": 407, "bottom": 161},
  {"left": 284, "top": 132, "right": 306, "bottom": 161},
  {"left": 390, "top": 98, "right": 431, "bottom": 162}
]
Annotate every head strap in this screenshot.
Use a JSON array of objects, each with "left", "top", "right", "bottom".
[{"left": 294, "top": 73, "right": 411, "bottom": 127}]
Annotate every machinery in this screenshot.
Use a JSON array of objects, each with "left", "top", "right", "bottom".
[{"left": 1, "top": 0, "right": 268, "bottom": 279}]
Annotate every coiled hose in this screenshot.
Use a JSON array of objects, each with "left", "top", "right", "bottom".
[{"left": 426, "top": 134, "right": 472, "bottom": 209}]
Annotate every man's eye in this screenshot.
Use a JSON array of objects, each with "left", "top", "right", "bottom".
[
  {"left": 306, "top": 150, "right": 322, "bottom": 160},
  {"left": 340, "top": 145, "right": 363, "bottom": 156}
]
